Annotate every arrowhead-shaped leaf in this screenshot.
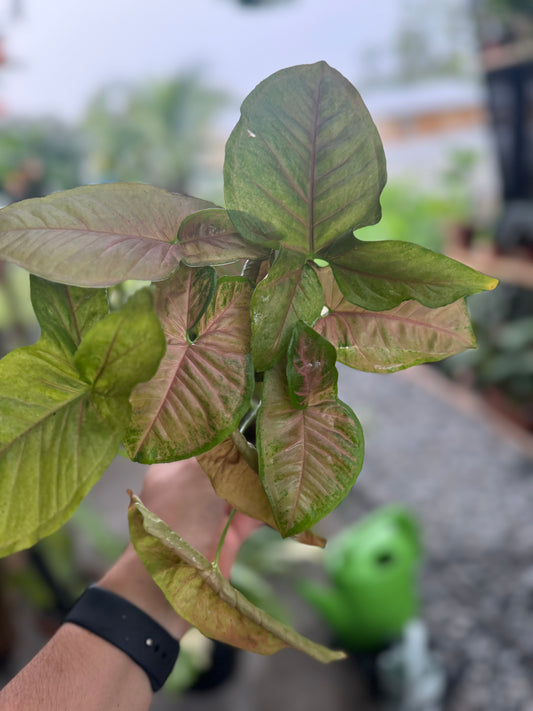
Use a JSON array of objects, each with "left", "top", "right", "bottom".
[
  {"left": 314, "top": 267, "right": 477, "bottom": 372},
  {"left": 129, "top": 495, "right": 344, "bottom": 662},
  {"left": 0, "top": 285, "right": 165, "bottom": 557},
  {"left": 328, "top": 238, "right": 498, "bottom": 311},
  {"left": 178, "top": 209, "right": 270, "bottom": 266},
  {"left": 251, "top": 249, "right": 323, "bottom": 372},
  {"left": 225, "top": 61, "right": 386, "bottom": 254},
  {"left": 0, "top": 183, "right": 213, "bottom": 286},
  {"left": 124, "top": 267, "right": 254, "bottom": 463},
  {"left": 257, "top": 345, "right": 363, "bottom": 537}
]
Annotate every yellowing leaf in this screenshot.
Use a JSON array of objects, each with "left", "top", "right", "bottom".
[
  {"left": 196, "top": 435, "right": 326, "bottom": 548},
  {"left": 0, "top": 285, "right": 165, "bottom": 557},
  {"left": 196, "top": 435, "right": 271, "bottom": 523},
  {"left": 129, "top": 495, "right": 344, "bottom": 662}
]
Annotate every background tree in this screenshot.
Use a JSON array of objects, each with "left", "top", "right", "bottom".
[
  {"left": 0, "top": 119, "right": 82, "bottom": 203},
  {"left": 360, "top": 0, "right": 477, "bottom": 86},
  {"left": 82, "top": 72, "right": 227, "bottom": 196}
]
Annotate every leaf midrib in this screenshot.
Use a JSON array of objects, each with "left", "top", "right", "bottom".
[
  {"left": 308, "top": 66, "right": 325, "bottom": 255},
  {"left": 65, "top": 288, "right": 83, "bottom": 345},
  {"left": 0, "top": 225, "right": 175, "bottom": 245},
  {"left": 333, "top": 259, "right": 464, "bottom": 289},
  {"left": 329, "top": 306, "right": 473, "bottom": 345}
]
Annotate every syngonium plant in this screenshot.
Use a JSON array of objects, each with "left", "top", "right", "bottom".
[{"left": 0, "top": 62, "right": 497, "bottom": 661}]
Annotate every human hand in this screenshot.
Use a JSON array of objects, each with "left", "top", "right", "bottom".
[{"left": 135, "top": 458, "right": 259, "bottom": 577}]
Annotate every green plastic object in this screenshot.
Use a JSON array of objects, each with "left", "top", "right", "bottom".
[{"left": 299, "top": 505, "right": 422, "bottom": 652}]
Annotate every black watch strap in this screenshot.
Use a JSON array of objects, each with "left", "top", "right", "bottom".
[{"left": 64, "top": 586, "right": 180, "bottom": 691}]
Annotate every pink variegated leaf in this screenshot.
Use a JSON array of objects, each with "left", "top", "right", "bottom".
[
  {"left": 0, "top": 183, "right": 213, "bottom": 286},
  {"left": 124, "top": 266, "right": 254, "bottom": 463},
  {"left": 178, "top": 208, "right": 270, "bottom": 266},
  {"left": 224, "top": 62, "right": 386, "bottom": 254},
  {"left": 286, "top": 322, "right": 337, "bottom": 409},
  {"left": 258, "top": 357, "right": 363, "bottom": 538},
  {"left": 314, "top": 266, "right": 476, "bottom": 373}
]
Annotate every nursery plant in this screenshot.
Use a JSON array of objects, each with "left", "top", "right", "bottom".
[{"left": 0, "top": 62, "right": 497, "bottom": 662}]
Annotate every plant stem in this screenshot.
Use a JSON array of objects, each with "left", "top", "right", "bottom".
[
  {"left": 214, "top": 508, "right": 237, "bottom": 568},
  {"left": 241, "top": 258, "right": 263, "bottom": 284},
  {"left": 231, "top": 429, "right": 259, "bottom": 472},
  {"left": 238, "top": 399, "right": 261, "bottom": 435}
]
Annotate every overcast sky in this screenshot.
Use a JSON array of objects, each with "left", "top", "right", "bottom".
[{"left": 0, "top": 0, "right": 400, "bottom": 122}]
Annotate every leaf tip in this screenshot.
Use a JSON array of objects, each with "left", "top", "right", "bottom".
[
  {"left": 486, "top": 276, "right": 499, "bottom": 291},
  {"left": 293, "top": 530, "right": 327, "bottom": 549},
  {"left": 127, "top": 490, "right": 141, "bottom": 510}
]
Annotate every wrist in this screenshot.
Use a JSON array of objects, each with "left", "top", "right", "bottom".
[
  {"left": 98, "top": 543, "right": 190, "bottom": 640},
  {"left": 64, "top": 586, "right": 180, "bottom": 693}
]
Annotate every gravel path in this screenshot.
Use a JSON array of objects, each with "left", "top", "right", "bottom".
[{"left": 335, "top": 365, "right": 533, "bottom": 711}]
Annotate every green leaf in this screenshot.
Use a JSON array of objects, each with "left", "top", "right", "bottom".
[
  {"left": 0, "top": 352, "right": 128, "bottom": 557},
  {"left": 251, "top": 249, "right": 323, "bottom": 372},
  {"left": 257, "top": 358, "right": 364, "bottom": 538},
  {"left": 314, "top": 267, "right": 477, "bottom": 372},
  {"left": 129, "top": 495, "right": 345, "bottom": 662},
  {"left": 29, "top": 275, "right": 109, "bottom": 360},
  {"left": 124, "top": 267, "right": 254, "bottom": 463},
  {"left": 286, "top": 322, "right": 338, "bottom": 409},
  {"left": 0, "top": 183, "right": 213, "bottom": 286},
  {"left": 0, "top": 289, "right": 165, "bottom": 557},
  {"left": 178, "top": 208, "right": 270, "bottom": 266},
  {"left": 328, "top": 238, "right": 499, "bottom": 311},
  {"left": 224, "top": 61, "right": 386, "bottom": 254},
  {"left": 74, "top": 288, "right": 166, "bottom": 396}
]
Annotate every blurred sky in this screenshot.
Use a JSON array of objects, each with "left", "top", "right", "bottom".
[{"left": 0, "top": 0, "right": 402, "bottom": 121}]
